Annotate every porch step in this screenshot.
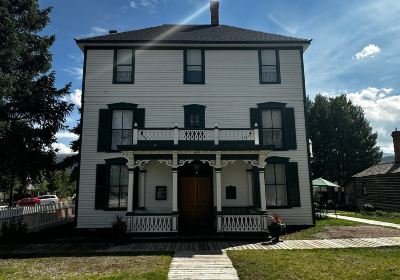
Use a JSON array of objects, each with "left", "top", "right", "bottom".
[{"left": 168, "top": 251, "right": 239, "bottom": 280}]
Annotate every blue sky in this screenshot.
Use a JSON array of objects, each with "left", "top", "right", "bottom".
[{"left": 39, "top": 0, "right": 400, "bottom": 155}]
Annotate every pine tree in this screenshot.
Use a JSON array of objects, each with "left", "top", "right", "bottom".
[{"left": 0, "top": 0, "right": 73, "bottom": 204}]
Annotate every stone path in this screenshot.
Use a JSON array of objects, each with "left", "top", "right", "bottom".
[
  {"left": 168, "top": 251, "right": 239, "bottom": 280},
  {"left": 327, "top": 213, "right": 400, "bottom": 229}
]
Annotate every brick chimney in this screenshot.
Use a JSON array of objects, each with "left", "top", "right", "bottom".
[
  {"left": 393, "top": 128, "right": 400, "bottom": 162},
  {"left": 210, "top": 0, "right": 219, "bottom": 26}
]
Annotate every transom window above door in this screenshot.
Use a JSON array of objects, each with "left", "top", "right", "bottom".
[
  {"left": 111, "top": 110, "right": 133, "bottom": 150},
  {"left": 262, "top": 109, "right": 283, "bottom": 148},
  {"left": 184, "top": 49, "right": 205, "bottom": 84},
  {"left": 114, "top": 49, "right": 134, "bottom": 84}
]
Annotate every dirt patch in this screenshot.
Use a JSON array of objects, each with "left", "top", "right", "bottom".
[{"left": 314, "top": 225, "right": 400, "bottom": 239}]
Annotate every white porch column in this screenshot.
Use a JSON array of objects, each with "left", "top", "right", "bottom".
[
  {"left": 172, "top": 152, "right": 178, "bottom": 212},
  {"left": 246, "top": 168, "right": 253, "bottom": 206},
  {"left": 139, "top": 165, "right": 146, "bottom": 209},
  {"left": 127, "top": 168, "right": 135, "bottom": 213},
  {"left": 258, "top": 151, "right": 268, "bottom": 212},
  {"left": 216, "top": 168, "right": 222, "bottom": 212}
]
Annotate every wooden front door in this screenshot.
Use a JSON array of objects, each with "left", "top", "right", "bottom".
[{"left": 180, "top": 177, "right": 213, "bottom": 231}]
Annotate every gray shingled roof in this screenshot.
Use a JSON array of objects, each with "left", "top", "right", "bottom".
[
  {"left": 76, "top": 24, "right": 311, "bottom": 44},
  {"left": 353, "top": 162, "right": 400, "bottom": 178}
]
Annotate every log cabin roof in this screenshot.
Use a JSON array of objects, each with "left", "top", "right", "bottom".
[{"left": 353, "top": 162, "right": 400, "bottom": 178}]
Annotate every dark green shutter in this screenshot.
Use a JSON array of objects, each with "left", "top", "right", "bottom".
[
  {"left": 134, "top": 108, "right": 145, "bottom": 128},
  {"left": 97, "top": 109, "right": 111, "bottom": 151},
  {"left": 252, "top": 167, "right": 261, "bottom": 208},
  {"left": 95, "top": 164, "right": 108, "bottom": 210},
  {"left": 288, "top": 162, "right": 301, "bottom": 207},
  {"left": 250, "top": 108, "right": 259, "bottom": 128},
  {"left": 284, "top": 108, "right": 297, "bottom": 149}
]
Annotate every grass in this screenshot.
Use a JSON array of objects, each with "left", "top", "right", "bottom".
[
  {"left": 228, "top": 247, "right": 400, "bottom": 280},
  {"left": 283, "top": 216, "right": 361, "bottom": 240},
  {"left": 0, "top": 253, "right": 172, "bottom": 280},
  {"left": 336, "top": 210, "right": 400, "bottom": 225}
]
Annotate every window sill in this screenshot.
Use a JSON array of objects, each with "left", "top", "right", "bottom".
[
  {"left": 267, "top": 206, "right": 292, "bottom": 209},
  {"left": 184, "top": 82, "right": 205, "bottom": 85},
  {"left": 112, "top": 82, "right": 135, "bottom": 85},
  {"left": 260, "top": 81, "right": 281, "bottom": 84}
]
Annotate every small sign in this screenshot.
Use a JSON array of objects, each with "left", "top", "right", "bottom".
[
  {"left": 155, "top": 186, "right": 167, "bottom": 200},
  {"left": 226, "top": 185, "right": 237, "bottom": 199}
]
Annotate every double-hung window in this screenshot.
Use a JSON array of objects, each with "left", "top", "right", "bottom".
[
  {"left": 108, "top": 164, "right": 128, "bottom": 209},
  {"left": 266, "top": 163, "right": 288, "bottom": 207},
  {"left": 184, "top": 104, "right": 205, "bottom": 128},
  {"left": 114, "top": 49, "right": 134, "bottom": 83},
  {"left": 111, "top": 110, "right": 133, "bottom": 150},
  {"left": 184, "top": 49, "right": 204, "bottom": 84},
  {"left": 259, "top": 49, "right": 280, "bottom": 83},
  {"left": 262, "top": 109, "right": 283, "bottom": 148}
]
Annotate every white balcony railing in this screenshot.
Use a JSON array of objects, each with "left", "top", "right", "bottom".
[
  {"left": 126, "top": 214, "right": 178, "bottom": 233},
  {"left": 217, "top": 214, "right": 268, "bottom": 232},
  {"left": 133, "top": 124, "right": 260, "bottom": 146}
]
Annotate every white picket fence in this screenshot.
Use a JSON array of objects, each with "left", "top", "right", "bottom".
[{"left": 0, "top": 202, "right": 75, "bottom": 234}]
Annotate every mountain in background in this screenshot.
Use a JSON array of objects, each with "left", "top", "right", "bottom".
[{"left": 381, "top": 153, "right": 395, "bottom": 163}]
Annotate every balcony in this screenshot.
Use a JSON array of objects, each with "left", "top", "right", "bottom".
[{"left": 130, "top": 124, "right": 260, "bottom": 146}]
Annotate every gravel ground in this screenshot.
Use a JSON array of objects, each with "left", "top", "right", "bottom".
[{"left": 314, "top": 225, "right": 400, "bottom": 239}]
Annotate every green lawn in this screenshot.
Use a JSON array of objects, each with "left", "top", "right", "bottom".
[
  {"left": 228, "top": 247, "right": 400, "bottom": 280},
  {"left": 0, "top": 254, "right": 172, "bottom": 280},
  {"left": 283, "top": 216, "right": 361, "bottom": 240},
  {"left": 336, "top": 211, "right": 400, "bottom": 225}
]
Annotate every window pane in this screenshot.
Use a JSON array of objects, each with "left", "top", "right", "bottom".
[
  {"left": 187, "top": 49, "right": 202, "bottom": 65},
  {"left": 116, "top": 66, "right": 132, "bottom": 83},
  {"left": 265, "top": 164, "right": 275, "bottom": 184},
  {"left": 111, "top": 130, "right": 122, "bottom": 150},
  {"left": 112, "top": 110, "right": 123, "bottom": 129},
  {"left": 122, "top": 111, "right": 133, "bottom": 129},
  {"left": 262, "top": 129, "right": 273, "bottom": 145},
  {"left": 271, "top": 110, "right": 282, "bottom": 128},
  {"left": 187, "top": 66, "right": 202, "bottom": 83},
  {"left": 262, "top": 66, "right": 277, "bottom": 82},
  {"left": 120, "top": 166, "right": 129, "bottom": 186},
  {"left": 272, "top": 129, "right": 283, "bottom": 148},
  {"left": 261, "top": 50, "right": 276, "bottom": 65},
  {"left": 119, "top": 186, "right": 128, "bottom": 208},
  {"left": 117, "top": 49, "right": 132, "bottom": 65},
  {"left": 121, "top": 130, "right": 133, "bottom": 145},
  {"left": 109, "top": 165, "right": 120, "bottom": 186},
  {"left": 275, "top": 164, "right": 286, "bottom": 184},
  {"left": 266, "top": 185, "right": 276, "bottom": 206},
  {"left": 108, "top": 186, "right": 120, "bottom": 208},
  {"left": 276, "top": 185, "right": 288, "bottom": 206},
  {"left": 262, "top": 110, "right": 273, "bottom": 128}
]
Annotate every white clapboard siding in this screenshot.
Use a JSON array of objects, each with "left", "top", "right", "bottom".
[{"left": 77, "top": 48, "right": 312, "bottom": 228}]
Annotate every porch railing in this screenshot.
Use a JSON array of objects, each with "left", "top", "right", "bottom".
[
  {"left": 126, "top": 214, "right": 178, "bottom": 233},
  {"left": 0, "top": 202, "right": 75, "bottom": 234},
  {"left": 217, "top": 213, "right": 268, "bottom": 232},
  {"left": 133, "top": 124, "right": 260, "bottom": 146}
]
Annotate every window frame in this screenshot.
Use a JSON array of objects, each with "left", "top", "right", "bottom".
[
  {"left": 110, "top": 109, "right": 134, "bottom": 151},
  {"left": 183, "top": 104, "right": 206, "bottom": 129},
  {"left": 105, "top": 158, "right": 129, "bottom": 211},
  {"left": 184, "top": 48, "right": 205, "bottom": 84},
  {"left": 261, "top": 108, "right": 284, "bottom": 149},
  {"left": 258, "top": 49, "right": 281, "bottom": 84},
  {"left": 257, "top": 102, "right": 286, "bottom": 150},
  {"left": 265, "top": 157, "right": 290, "bottom": 209},
  {"left": 113, "top": 48, "right": 135, "bottom": 84}
]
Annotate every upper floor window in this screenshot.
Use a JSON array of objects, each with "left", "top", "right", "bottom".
[
  {"left": 108, "top": 164, "right": 128, "bottom": 209},
  {"left": 111, "top": 110, "right": 133, "bottom": 150},
  {"left": 265, "top": 163, "right": 287, "bottom": 206},
  {"left": 184, "top": 49, "right": 205, "bottom": 84},
  {"left": 114, "top": 49, "right": 134, "bottom": 84},
  {"left": 184, "top": 104, "right": 205, "bottom": 128},
  {"left": 259, "top": 49, "right": 280, "bottom": 84},
  {"left": 262, "top": 109, "right": 283, "bottom": 148}
]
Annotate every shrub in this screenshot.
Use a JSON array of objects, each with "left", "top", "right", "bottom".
[
  {"left": 363, "top": 204, "right": 375, "bottom": 212},
  {"left": 111, "top": 215, "right": 127, "bottom": 243},
  {"left": 1, "top": 219, "right": 29, "bottom": 243}
]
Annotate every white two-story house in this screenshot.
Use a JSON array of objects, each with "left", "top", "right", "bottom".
[{"left": 75, "top": 0, "right": 313, "bottom": 235}]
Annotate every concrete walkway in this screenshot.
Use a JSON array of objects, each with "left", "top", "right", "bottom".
[
  {"left": 327, "top": 213, "right": 400, "bottom": 229},
  {"left": 168, "top": 251, "right": 239, "bottom": 280}
]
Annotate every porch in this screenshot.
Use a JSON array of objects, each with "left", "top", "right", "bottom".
[{"left": 118, "top": 124, "right": 272, "bottom": 234}]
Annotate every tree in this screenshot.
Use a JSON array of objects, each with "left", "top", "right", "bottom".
[
  {"left": 307, "top": 94, "right": 382, "bottom": 185},
  {"left": 0, "top": 0, "right": 73, "bottom": 204}
]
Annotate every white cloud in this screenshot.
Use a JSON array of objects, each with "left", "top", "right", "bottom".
[
  {"left": 354, "top": 44, "right": 381, "bottom": 60},
  {"left": 52, "top": 143, "right": 74, "bottom": 154},
  {"left": 64, "top": 67, "right": 83, "bottom": 80},
  {"left": 91, "top": 26, "right": 107, "bottom": 34},
  {"left": 64, "top": 89, "right": 82, "bottom": 108},
  {"left": 56, "top": 131, "right": 79, "bottom": 140},
  {"left": 130, "top": 1, "right": 138, "bottom": 8},
  {"left": 129, "top": 0, "right": 160, "bottom": 13}
]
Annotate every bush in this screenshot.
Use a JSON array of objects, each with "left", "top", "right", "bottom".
[
  {"left": 111, "top": 215, "right": 127, "bottom": 243},
  {"left": 268, "top": 214, "right": 286, "bottom": 242},
  {"left": 1, "top": 219, "right": 29, "bottom": 243},
  {"left": 362, "top": 204, "right": 375, "bottom": 212}
]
